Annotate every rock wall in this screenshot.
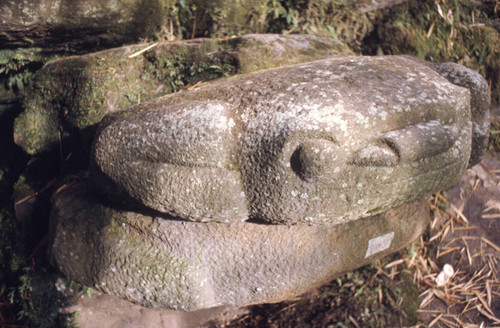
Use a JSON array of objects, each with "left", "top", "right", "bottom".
[{"left": 0, "top": 0, "right": 173, "bottom": 51}]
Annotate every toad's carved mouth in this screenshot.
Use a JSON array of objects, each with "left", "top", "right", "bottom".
[
  {"left": 353, "top": 120, "right": 459, "bottom": 167},
  {"left": 286, "top": 120, "right": 463, "bottom": 184}
]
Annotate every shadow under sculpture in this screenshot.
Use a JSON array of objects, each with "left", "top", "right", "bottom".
[{"left": 50, "top": 56, "right": 490, "bottom": 311}]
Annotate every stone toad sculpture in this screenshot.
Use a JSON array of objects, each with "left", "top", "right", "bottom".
[
  {"left": 91, "top": 55, "right": 490, "bottom": 225},
  {"left": 50, "top": 53, "right": 490, "bottom": 311}
]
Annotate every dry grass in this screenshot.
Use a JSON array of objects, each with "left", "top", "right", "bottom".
[{"left": 373, "top": 163, "right": 500, "bottom": 328}]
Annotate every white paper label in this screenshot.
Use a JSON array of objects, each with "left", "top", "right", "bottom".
[{"left": 365, "top": 232, "right": 394, "bottom": 258}]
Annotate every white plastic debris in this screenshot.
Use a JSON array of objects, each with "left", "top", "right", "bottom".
[{"left": 435, "top": 264, "right": 454, "bottom": 286}]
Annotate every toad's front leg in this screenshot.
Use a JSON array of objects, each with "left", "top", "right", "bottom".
[{"left": 91, "top": 100, "right": 248, "bottom": 223}]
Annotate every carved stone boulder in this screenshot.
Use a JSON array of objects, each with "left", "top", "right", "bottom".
[
  {"left": 49, "top": 54, "right": 490, "bottom": 311},
  {"left": 91, "top": 56, "right": 489, "bottom": 225}
]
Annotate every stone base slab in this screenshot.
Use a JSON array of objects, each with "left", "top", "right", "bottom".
[{"left": 49, "top": 182, "right": 429, "bottom": 311}]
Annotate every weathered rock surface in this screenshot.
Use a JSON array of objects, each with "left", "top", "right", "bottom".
[
  {"left": 355, "top": 0, "right": 408, "bottom": 12},
  {"left": 13, "top": 34, "right": 352, "bottom": 154},
  {"left": 61, "top": 291, "right": 242, "bottom": 328},
  {"left": 50, "top": 54, "right": 491, "bottom": 312},
  {"left": 0, "top": 0, "right": 168, "bottom": 51},
  {"left": 49, "top": 182, "right": 429, "bottom": 311},
  {"left": 91, "top": 55, "right": 489, "bottom": 225}
]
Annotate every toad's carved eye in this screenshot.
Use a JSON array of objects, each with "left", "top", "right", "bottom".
[
  {"left": 290, "top": 139, "right": 339, "bottom": 182},
  {"left": 290, "top": 145, "right": 312, "bottom": 181}
]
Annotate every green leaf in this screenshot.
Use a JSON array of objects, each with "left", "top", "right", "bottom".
[
  {"left": 16, "top": 76, "right": 24, "bottom": 90},
  {"left": 13, "top": 53, "right": 26, "bottom": 62},
  {"left": 326, "top": 25, "right": 339, "bottom": 40}
]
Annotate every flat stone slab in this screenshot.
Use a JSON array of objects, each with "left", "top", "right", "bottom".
[
  {"left": 49, "top": 182, "right": 429, "bottom": 311},
  {"left": 61, "top": 292, "right": 241, "bottom": 328},
  {"left": 91, "top": 55, "right": 489, "bottom": 225}
]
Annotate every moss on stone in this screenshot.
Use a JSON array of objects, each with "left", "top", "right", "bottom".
[
  {"left": 143, "top": 42, "right": 237, "bottom": 92},
  {"left": 372, "top": 0, "right": 499, "bottom": 102},
  {"left": 0, "top": 208, "right": 25, "bottom": 282},
  {"left": 13, "top": 106, "right": 59, "bottom": 155},
  {"left": 220, "top": 34, "right": 353, "bottom": 74}
]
